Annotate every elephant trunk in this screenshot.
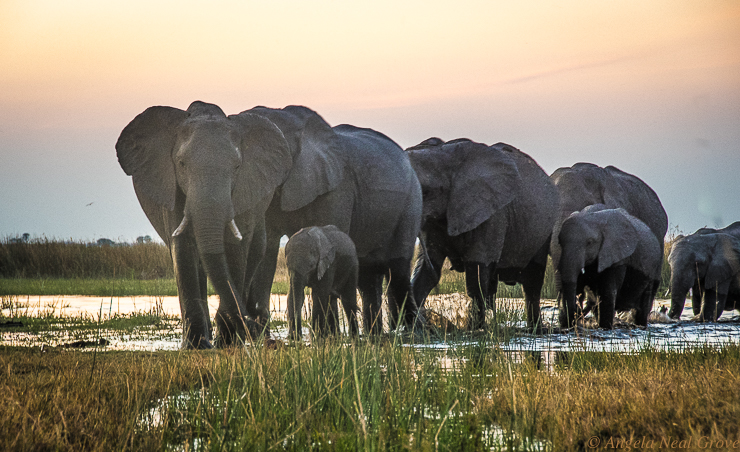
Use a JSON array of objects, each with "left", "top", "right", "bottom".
[
  {"left": 183, "top": 183, "right": 250, "bottom": 346},
  {"left": 667, "top": 269, "right": 690, "bottom": 319},
  {"left": 559, "top": 281, "right": 578, "bottom": 328},
  {"left": 287, "top": 271, "right": 307, "bottom": 340}
]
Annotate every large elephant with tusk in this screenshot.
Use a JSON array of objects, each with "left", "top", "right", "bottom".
[{"left": 117, "top": 101, "right": 423, "bottom": 348}]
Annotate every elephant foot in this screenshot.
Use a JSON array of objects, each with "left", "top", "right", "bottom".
[
  {"left": 181, "top": 336, "right": 214, "bottom": 350},
  {"left": 214, "top": 309, "right": 249, "bottom": 347},
  {"left": 466, "top": 313, "right": 486, "bottom": 331}
]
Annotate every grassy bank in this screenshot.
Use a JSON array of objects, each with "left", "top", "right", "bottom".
[
  {"left": 1, "top": 342, "right": 738, "bottom": 451},
  {"left": 2, "top": 238, "right": 675, "bottom": 298}
]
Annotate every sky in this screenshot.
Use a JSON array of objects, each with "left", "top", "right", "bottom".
[{"left": 1, "top": 0, "right": 739, "bottom": 243}]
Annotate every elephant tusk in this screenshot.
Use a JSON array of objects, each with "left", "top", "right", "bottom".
[
  {"left": 172, "top": 215, "right": 189, "bottom": 237},
  {"left": 229, "top": 220, "right": 243, "bottom": 241}
]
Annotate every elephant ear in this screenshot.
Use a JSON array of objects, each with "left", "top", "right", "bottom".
[
  {"left": 277, "top": 107, "right": 345, "bottom": 212},
  {"left": 116, "top": 106, "right": 189, "bottom": 210},
  {"left": 447, "top": 142, "right": 521, "bottom": 236},
  {"left": 308, "top": 227, "right": 336, "bottom": 280},
  {"left": 230, "top": 113, "right": 293, "bottom": 215},
  {"left": 597, "top": 209, "right": 639, "bottom": 273},
  {"left": 705, "top": 234, "right": 740, "bottom": 286}
]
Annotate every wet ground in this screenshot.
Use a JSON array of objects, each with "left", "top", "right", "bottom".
[{"left": 1, "top": 293, "right": 738, "bottom": 352}]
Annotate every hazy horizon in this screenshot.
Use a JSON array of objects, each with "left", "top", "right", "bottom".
[{"left": 2, "top": 1, "right": 739, "bottom": 242}]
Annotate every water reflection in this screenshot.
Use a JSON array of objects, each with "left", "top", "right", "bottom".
[{"left": 1, "top": 294, "right": 738, "bottom": 353}]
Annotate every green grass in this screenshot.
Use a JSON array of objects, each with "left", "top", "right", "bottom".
[{"left": 2, "top": 339, "right": 738, "bottom": 451}]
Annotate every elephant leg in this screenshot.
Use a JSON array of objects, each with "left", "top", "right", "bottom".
[
  {"left": 411, "top": 245, "right": 447, "bottom": 310},
  {"left": 359, "top": 269, "right": 384, "bottom": 335},
  {"left": 287, "top": 272, "right": 305, "bottom": 340},
  {"left": 520, "top": 261, "right": 546, "bottom": 330},
  {"left": 171, "top": 235, "right": 212, "bottom": 349},
  {"left": 388, "top": 257, "right": 421, "bottom": 330},
  {"left": 700, "top": 288, "right": 718, "bottom": 322},
  {"left": 596, "top": 266, "right": 625, "bottom": 329},
  {"left": 691, "top": 280, "right": 702, "bottom": 316},
  {"left": 246, "top": 230, "right": 281, "bottom": 327},
  {"left": 240, "top": 221, "right": 266, "bottom": 305},
  {"left": 633, "top": 283, "right": 654, "bottom": 327},
  {"left": 465, "top": 262, "right": 494, "bottom": 330}
]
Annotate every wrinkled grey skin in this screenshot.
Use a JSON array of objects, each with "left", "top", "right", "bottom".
[
  {"left": 243, "top": 106, "right": 423, "bottom": 335},
  {"left": 550, "top": 163, "right": 668, "bottom": 324},
  {"left": 407, "top": 138, "right": 558, "bottom": 330},
  {"left": 285, "top": 225, "right": 359, "bottom": 339},
  {"left": 558, "top": 206, "right": 662, "bottom": 329},
  {"left": 667, "top": 231, "right": 740, "bottom": 321},
  {"left": 117, "top": 101, "right": 293, "bottom": 349}
]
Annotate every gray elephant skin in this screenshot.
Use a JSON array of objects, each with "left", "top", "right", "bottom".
[
  {"left": 244, "top": 106, "right": 422, "bottom": 335},
  {"left": 550, "top": 163, "right": 668, "bottom": 327},
  {"left": 557, "top": 206, "right": 662, "bottom": 329},
  {"left": 118, "top": 102, "right": 422, "bottom": 347},
  {"left": 407, "top": 138, "right": 558, "bottom": 330},
  {"left": 667, "top": 229, "right": 740, "bottom": 321},
  {"left": 285, "top": 225, "right": 359, "bottom": 339}
]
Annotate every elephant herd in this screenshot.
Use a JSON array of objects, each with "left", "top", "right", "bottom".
[{"left": 116, "top": 101, "right": 739, "bottom": 349}]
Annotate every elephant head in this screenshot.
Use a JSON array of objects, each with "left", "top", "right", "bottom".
[
  {"left": 407, "top": 139, "right": 521, "bottom": 237},
  {"left": 285, "top": 227, "right": 336, "bottom": 281},
  {"left": 667, "top": 232, "right": 740, "bottom": 320},
  {"left": 116, "top": 101, "right": 293, "bottom": 347}
]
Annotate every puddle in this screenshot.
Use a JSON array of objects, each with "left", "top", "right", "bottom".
[{"left": 1, "top": 294, "right": 738, "bottom": 353}]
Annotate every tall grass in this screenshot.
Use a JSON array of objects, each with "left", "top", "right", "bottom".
[
  {"left": 2, "top": 342, "right": 738, "bottom": 451},
  {"left": 0, "top": 238, "right": 172, "bottom": 279},
  {"left": 2, "top": 238, "right": 669, "bottom": 299}
]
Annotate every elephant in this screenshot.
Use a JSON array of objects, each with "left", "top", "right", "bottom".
[
  {"left": 550, "top": 163, "right": 668, "bottom": 325},
  {"left": 118, "top": 102, "right": 423, "bottom": 348},
  {"left": 285, "top": 225, "right": 359, "bottom": 339},
  {"left": 557, "top": 205, "right": 662, "bottom": 329},
  {"left": 117, "top": 101, "right": 293, "bottom": 349},
  {"left": 237, "top": 106, "right": 423, "bottom": 335},
  {"left": 407, "top": 138, "right": 559, "bottom": 330},
  {"left": 692, "top": 221, "right": 740, "bottom": 238},
  {"left": 667, "top": 231, "right": 740, "bottom": 321}
]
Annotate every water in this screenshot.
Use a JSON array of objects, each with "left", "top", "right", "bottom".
[{"left": 1, "top": 294, "right": 738, "bottom": 352}]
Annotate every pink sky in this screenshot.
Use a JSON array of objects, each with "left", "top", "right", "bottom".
[{"left": 1, "top": 0, "right": 739, "bottom": 241}]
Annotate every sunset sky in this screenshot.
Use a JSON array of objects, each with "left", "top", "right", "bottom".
[{"left": 1, "top": 0, "right": 739, "bottom": 242}]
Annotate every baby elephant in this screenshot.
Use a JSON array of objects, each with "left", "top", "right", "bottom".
[
  {"left": 285, "top": 225, "right": 360, "bottom": 339},
  {"left": 557, "top": 205, "right": 662, "bottom": 329}
]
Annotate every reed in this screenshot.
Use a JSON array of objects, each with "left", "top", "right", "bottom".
[{"left": 2, "top": 340, "right": 738, "bottom": 451}]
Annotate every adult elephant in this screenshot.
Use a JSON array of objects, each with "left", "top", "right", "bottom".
[
  {"left": 117, "top": 101, "right": 292, "bottom": 349},
  {"left": 241, "top": 106, "right": 423, "bottom": 336},
  {"left": 667, "top": 231, "right": 740, "bottom": 321},
  {"left": 117, "top": 102, "right": 422, "bottom": 348},
  {"left": 550, "top": 163, "right": 668, "bottom": 327},
  {"left": 407, "top": 138, "right": 558, "bottom": 330}
]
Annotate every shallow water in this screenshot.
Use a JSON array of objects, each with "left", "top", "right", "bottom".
[{"left": 1, "top": 294, "right": 738, "bottom": 352}]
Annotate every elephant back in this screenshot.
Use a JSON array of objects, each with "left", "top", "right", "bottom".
[
  {"left": 492, "top": 143, "right": 559, "bottom": 269},
  {"left": 333, "top": 124, "right": 422, "bottom": 263}
]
